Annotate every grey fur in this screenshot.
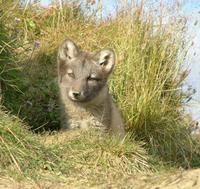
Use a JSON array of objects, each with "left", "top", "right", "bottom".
[{"left": 57, "top": 39, "right": 125, "bottom": 137}]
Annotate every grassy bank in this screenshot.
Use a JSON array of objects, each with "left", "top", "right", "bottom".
[
  {"left": 0, "top": 109, "right": 153, "bottom": 184},
  {"left": 0, "top": 0, "right": 200, "bottom": 186}
]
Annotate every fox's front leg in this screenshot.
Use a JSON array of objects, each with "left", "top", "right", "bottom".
[{"left": 110, "top": 101, "right": 125, "bottom": 137}]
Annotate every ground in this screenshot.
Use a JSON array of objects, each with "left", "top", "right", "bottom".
[
  {"left": 0, "top": 169, "right": 200, "bottom": 189},
  {"left": 0, "top": 131, "right": 200, "bottom": 189}
]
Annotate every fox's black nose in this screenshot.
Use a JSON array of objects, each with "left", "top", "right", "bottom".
[{"left": 72, "top": 91, "right": 81, "bottom": 99}]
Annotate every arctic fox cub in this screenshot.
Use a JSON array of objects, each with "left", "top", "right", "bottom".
[{"left": 57, "top": 39, "right": 125, "bottom": 136}]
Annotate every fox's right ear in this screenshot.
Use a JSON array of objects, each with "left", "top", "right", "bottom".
[
  {"left": 58, "top": 39, "right": 79, "bottom": 61},
  {"left": 95, "top": 48, "right": 116, "bottom": 75},
  {"left": 57, "top": 39, "right": 79, "bottom": 82}
]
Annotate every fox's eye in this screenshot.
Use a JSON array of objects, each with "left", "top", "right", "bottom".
[
  {"left": 67, "top": 70, "right": 75, "bottom": 78},
  {"left": 88, "top": 75, "right": 101, "bottom": 81},
  {"left": 68, "top": 72, "right": 75, "bottom": 78}
]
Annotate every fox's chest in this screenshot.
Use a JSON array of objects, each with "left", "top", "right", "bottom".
[
  {"left": 65, "top": 103, "right": 108, "bottom": 129},
  {"left": 68, "top": 117, "right": 105, "bottom": 129}
]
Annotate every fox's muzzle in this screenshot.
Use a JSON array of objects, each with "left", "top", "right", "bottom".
[{"left": 68, "top": 79, "right": 88, "bottom": 102}]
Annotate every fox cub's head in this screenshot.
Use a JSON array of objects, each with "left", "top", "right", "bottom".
[{"left": 57, "top": 39, "right": 115, "bottom": 102}]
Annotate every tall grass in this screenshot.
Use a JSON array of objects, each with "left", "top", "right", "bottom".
[
  {"left": 0, "top": 0, "right": 200, "bottom": 181},
  {"left": 107, "top": 7, "right": 198, "bottom": 166}
]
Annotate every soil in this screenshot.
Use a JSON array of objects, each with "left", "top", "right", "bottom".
[{"left": 1, "top": 169, "right": 200, "bottom": 189}]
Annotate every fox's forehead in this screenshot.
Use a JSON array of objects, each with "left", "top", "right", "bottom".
[{"left": 67, "top": 52, "right": 102, "bottom": 76}]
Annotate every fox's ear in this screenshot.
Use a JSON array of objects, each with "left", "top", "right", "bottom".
[
  {"left": 96, "top": 48, "right": 115, "bottom": 74},
  {"left": 57, "top": 39, "right": 79, "bottom": 82},
  {"left": 58, "top": 39, "right": 79, "bottom": 61}
]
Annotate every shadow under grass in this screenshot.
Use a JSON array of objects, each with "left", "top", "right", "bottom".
[{"left": 2, "top": 51, "right": 61, "bottom": 132}]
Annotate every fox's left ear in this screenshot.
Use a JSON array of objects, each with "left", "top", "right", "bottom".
[
  {"left": 58, "top": 39, "right": 80, "bottom": 62},
  {"left": 96, "top": 48, "right": 115, "bottom": 74}
]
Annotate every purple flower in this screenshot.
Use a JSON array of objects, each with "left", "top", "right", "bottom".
[{"left": 34, "top": 41, "right": 41, "bottom": 49}]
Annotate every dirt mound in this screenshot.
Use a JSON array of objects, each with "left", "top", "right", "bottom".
[
  {"left": 1, "top": 169, "right": 200, "bottom": 189},
  {"left": 154, "top": 169, "right": 200, "bottom": 189}
]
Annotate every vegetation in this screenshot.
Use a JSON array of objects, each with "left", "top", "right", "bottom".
[{"left": 0, "top": 0, "right": 200, "bottom": 187}]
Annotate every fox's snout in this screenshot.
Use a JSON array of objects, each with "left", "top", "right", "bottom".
[
  {"left": 68, "top": 89, "right": 85, "bottom": 101},
  {"left": 68, "top": 79, "right": 87, "bottom": 101}
]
